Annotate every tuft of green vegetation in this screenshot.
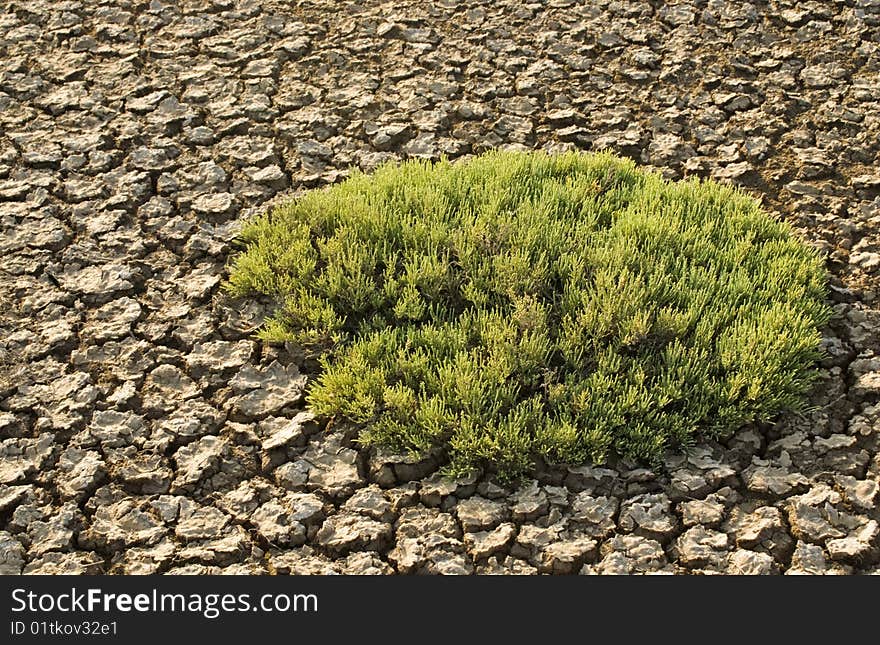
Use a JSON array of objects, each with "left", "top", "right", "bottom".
[{"left": 226, "top": 150, "right": 830, "bottom": 480}]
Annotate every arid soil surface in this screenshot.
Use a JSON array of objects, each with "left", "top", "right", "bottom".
[{"left": 2, "top": 0, "right": 880, "bottom": 575}]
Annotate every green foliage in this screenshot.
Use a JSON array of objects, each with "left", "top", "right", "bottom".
[{"left": 226, "top": 150, "right": 831, "bottom": 480}]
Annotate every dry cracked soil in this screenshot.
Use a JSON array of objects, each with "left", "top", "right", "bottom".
[{"left": 1, "top": 0, "right": 880, "bottom": 576}]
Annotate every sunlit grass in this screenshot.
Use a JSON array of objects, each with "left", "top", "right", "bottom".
[{"left": 226, "top": 150, "right": 830, "bottom": 480}]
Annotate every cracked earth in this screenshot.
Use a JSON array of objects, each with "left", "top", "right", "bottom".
[{"left": 2, "top": 0, "right": 880, "bottom": 575}]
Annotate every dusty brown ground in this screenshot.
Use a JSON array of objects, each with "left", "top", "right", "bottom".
[{"left": 1, "top": 0, "right": 879, "bottom": 575}]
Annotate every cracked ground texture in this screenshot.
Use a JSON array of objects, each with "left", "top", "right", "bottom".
[{"left": 1, "top": 0, "right": 880, "bottom": 576}]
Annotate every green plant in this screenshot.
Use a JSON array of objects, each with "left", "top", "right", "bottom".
[{"left": 226, "top": 150, "right": 830, "bottom": 480}]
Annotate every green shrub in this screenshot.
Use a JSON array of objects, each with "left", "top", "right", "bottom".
[{"left": 226, "top": 150, "right": 830, "bottom": 480}]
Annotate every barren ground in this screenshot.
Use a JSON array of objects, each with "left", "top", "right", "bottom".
[{"left": 1, "top": 0, "right": 879, "bottom": 575}]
